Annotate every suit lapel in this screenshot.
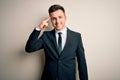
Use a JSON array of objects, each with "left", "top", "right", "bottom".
[
  {"left": 60, "top": 28, "right": 71, "bottom": 57},
  {"left": 50, "top": 29, "right": 60, "bottom": 58}
]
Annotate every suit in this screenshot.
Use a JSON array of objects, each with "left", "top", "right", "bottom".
[{"left": 25, "top": 28, "right": 88, "bottom": 80}]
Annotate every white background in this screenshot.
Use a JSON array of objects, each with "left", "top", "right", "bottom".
[{"left": 0, "top": 0, "right": 120, "bottom": 80}]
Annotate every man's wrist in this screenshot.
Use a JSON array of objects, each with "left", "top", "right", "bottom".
[{"left": 35, "top": 27, "right": 41, "bottom": 31}]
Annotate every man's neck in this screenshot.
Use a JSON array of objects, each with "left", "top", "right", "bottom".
[{"left": 55, "top": 26, "right": 67, "bottom": 32}]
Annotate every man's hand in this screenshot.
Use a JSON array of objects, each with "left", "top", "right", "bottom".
[{"left": 38, "top": 17, "right": 50, "bottom": 30}]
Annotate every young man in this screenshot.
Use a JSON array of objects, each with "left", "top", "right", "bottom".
[{"left": 25, "top": 4, "right": 88, "bottom": 80}]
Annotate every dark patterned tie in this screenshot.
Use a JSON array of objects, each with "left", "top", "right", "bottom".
[{"left": 58, "top": 32, "right": 62, "bottom": 54}]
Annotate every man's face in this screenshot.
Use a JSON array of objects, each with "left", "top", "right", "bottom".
[{"left": 50, "top": 9, "right": 66, "bottom": 31}]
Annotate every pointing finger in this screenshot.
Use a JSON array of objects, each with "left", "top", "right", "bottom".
[{"left": 45, "top": 17, "right": 50, "bottom": 22}]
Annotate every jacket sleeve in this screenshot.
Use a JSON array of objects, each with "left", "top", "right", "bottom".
[
  {"left": 25, "top": 29, "right": 44, "bottom": 53},
  {"left": 76, "top": 33, "right": 88, "bottom": 80}
]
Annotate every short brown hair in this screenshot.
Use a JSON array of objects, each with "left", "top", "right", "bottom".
[{"left": 48, "top": 4, "right": 65, "bottom": 14}]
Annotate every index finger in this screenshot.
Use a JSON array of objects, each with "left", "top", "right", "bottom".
[{"left": 45, "top": 17, "right": 50, "bottom": 22}]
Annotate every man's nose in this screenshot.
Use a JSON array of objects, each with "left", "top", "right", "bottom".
[{"left": 56, "top": 19, "right": 60, "bottom": 23}]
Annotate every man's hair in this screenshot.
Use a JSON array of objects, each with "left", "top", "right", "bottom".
[{"left": 48, "top": 4, "right": 65, "bottom": 14}]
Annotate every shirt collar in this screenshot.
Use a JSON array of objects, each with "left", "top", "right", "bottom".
[{"left": 55, "top": 27, "right": 67, "bottom": 34}]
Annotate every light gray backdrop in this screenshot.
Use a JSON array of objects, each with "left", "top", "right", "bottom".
[{"left": 0, "top": 0, "right": 120, "bottom": 80}]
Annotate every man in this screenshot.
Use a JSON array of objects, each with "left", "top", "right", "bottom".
[{"left": 25, "top": 4, "right": 88, "bottom": 80}]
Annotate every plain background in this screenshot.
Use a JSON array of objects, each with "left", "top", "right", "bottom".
[{"left": 0, "top": 0, "right": 120, "bottom": 80}]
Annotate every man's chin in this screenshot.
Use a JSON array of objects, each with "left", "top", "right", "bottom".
[
  {"left": 55, "top": 26, "right": 61, "bottom": 29},
  {"left": 56, "top": 27, "right": 64, "bottom": 31}
]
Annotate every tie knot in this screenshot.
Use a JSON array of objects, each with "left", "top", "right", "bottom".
[{"left": 58, "top": 32, "right": 62, "bottom": 36}]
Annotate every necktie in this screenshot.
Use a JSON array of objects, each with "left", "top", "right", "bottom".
[{"left": 58, "top": 32, "right": 62, "bottom": 54}]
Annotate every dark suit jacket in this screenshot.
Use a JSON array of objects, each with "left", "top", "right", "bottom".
[{"left": 25, "top": 28, "right": 88, "bottom": 80}]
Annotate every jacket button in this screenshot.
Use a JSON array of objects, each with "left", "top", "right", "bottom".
[{"left": 58, "top": 60, "right": 61, "bottom": 63}]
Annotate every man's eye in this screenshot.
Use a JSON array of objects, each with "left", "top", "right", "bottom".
[{"left": 59, "top": 16, "right": 62, "bottom": 19}]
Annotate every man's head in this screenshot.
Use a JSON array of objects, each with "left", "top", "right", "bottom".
[{"left": 48, "top": 4, "right": 66, "bottom": 31}]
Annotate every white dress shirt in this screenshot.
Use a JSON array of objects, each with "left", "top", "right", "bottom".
[{"left": 55, "top": 27, "right": 67, "bottom": 51}]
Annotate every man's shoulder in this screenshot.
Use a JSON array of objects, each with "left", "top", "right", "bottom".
[
  {"left": 67, "top": 28, "right": 82, "bottom": 43},
  {"left": 44, "top": 29, "right": 55, "bottom": 33},
  {"left": 42, "top": 29, "right": 55, "bottom": 36},
  {"left": 67, "top": 28, "right": 81, "bottom": 36}
]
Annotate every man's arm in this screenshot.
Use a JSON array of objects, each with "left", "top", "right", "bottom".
[
  {"left": 25, "top": 29, "right": 44, "bottom": 52},
  {"left": 25, "top": 18, "right": 50, "bottom": 52},
  {"left": 76, "top": 34, "right": 88, "bottom": 80}
]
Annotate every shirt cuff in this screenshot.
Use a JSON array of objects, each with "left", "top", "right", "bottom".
[{"left": 35, "top": 27, "right": 41, "bottom": 31}]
